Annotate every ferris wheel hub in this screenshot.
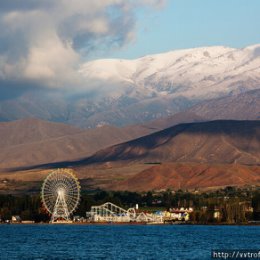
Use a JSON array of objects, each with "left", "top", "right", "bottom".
[{"left": 57, "top": 188, "right": 65, "bottom": 196}]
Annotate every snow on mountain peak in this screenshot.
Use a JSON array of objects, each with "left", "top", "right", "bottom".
[
  {"left": 244, "top": 43, "right": 260, "bottom": 50},
  {"left": 244, "top": 44, "right": 260, "bottom": 58},
  {"left": 79, "top": 45, "right": 260, "bottom": 100}
]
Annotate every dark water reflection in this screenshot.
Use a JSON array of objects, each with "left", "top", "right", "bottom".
[{"left": 0, "top": 224, "right": 259, "bottom": 260}]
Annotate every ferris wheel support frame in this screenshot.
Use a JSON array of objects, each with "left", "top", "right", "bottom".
[{"left": 51, "top": 188, "right": 70, "bottom": 222}]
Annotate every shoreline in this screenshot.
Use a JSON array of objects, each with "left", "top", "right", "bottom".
[{"left": 1, "top": 222, "right": 260, "bottom": 226}]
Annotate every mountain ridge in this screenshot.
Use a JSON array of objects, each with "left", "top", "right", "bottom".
[
  {"left": 85, "top": 120, "right": 260, "bottom": 166},
  {"left": 0, "top": 44, "right": 260, "bottom": 127}
]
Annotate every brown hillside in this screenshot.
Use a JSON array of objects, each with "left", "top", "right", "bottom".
[
  {"left": 0, "top": 118, "right": 151, "bottom": 170},
  {"left": 86, "top": 120, "right": 260, "bottom": 165},
  {"left": 0, "top": 118, "right": 81, "bottom": 147},
  {"left": 113, "top": 163, "right": 260, "bottom": 191}
]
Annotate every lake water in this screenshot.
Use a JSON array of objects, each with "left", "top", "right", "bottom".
[{"left": 0, "top": 224, "right": 259, "bottom": 260}]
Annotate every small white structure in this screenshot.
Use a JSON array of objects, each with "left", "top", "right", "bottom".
[
  {"left": 11, "top": 215, "right": 21, "bottom": 223},
  {"left": 213, "top": 210, "right": 221, "bottom": 220}
]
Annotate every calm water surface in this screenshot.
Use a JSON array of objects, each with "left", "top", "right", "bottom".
[{"left": 0, "top": 224, "right": 259, "bottom": 260}]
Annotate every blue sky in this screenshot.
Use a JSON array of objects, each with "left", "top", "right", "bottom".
[{"left": 109, "top": 0, "right": 260, "bottom": 59}]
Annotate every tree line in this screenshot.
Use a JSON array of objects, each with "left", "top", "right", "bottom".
[{"left": 0, "top": 186, "right": 259, "bottom": 223}]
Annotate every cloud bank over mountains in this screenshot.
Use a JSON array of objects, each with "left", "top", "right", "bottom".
[{"left": 0, "top": 0, "right": 165, "bottom": 95}]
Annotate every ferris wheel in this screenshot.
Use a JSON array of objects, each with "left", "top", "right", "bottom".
[{"left": 41, "top": 169, "right": 81, "bottom": 222}]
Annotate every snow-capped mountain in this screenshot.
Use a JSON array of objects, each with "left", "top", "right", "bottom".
[
  {"left": 80, "top": 44, "right": 260, "bottom": 100},
  {"left": 1, "top": 45, "right": 260, "bottom": 127}
]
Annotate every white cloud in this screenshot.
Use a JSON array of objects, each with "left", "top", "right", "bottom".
[{"left": 0, "top": 0, "right": 165, "bottom": 91}]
